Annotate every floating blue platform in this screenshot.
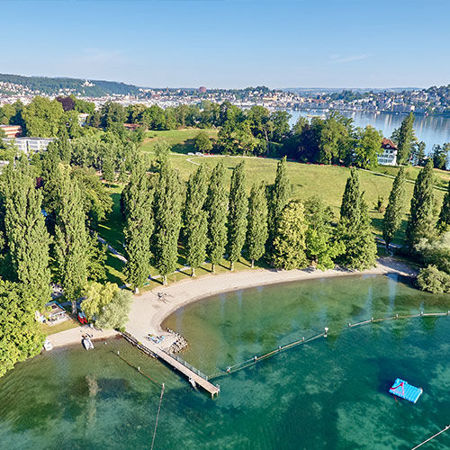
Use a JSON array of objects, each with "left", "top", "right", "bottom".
[{"left": 389, "top": 378, "right": 423, "bottom": 403}]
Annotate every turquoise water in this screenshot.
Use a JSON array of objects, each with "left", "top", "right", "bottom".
[{"left": 0, "top": 274, "right": 449, "bottom": 449}]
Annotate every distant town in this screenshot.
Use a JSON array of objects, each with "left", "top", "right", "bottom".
[{"left": 0, "top": 73, "right": 449, "bottom": 115}]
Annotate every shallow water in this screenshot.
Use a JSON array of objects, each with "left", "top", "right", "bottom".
[{"left": 0, "top": 274, "right": 449, "bottom": 449}]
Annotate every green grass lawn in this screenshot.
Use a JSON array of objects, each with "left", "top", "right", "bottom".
[
  {"left": 372, "top": 165, "right": 449, "bottom": 190},
  {"left": 140, "top": 128, "right": 218, "bottom": 154},
  {"left": 166, "top": 155, "right": 445, "bottom": 241},
  {"left": 40, "top": 318, "right": 79, "bottom": 335},
  {"left": 96, "top": 141, "right": 446, "bottom": 286}
]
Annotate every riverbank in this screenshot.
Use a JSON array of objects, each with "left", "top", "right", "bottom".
[{"left": 125, "top": 257, "right": 416, "bottom": 351}]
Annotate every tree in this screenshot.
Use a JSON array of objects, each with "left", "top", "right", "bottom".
[
  {"left": 395, "top": 112, "right": 416, "bottom": 164},
  {"left": 340, "top": 168, "right": 361, "bottom": 223},
  {"left": 272, "top": 201, "right": 308, "bottom": 270},
  {"left": 184, "top": 165, "right": 209, "bottom": 276},
  {"left": 153, "top": 160, "right": 183, "bottom": 284},
  {"left": 405, "top": 161, "right": 435, "bottom": 250},
  {"left": 53, "top": 168, "right": 91, "bottom": 313},
  {"left": 417, "top": 265, "right": 450, "bottom": 294},
  {"left": 96, "top": 289, "right": 133, "bottom": 330},
  {"left": 247, "top": 182, "right": 268, "bottom": 268},
  {"left": 353, "top": 125, "right": 383, "bottom": 169},
  {"left": 227, "top": 162, "right": 248, "bottom": 270},
  {"left": 1, "top": 161, "right": 51, "bottom": 306},
  {"left": 268, "top": 157, "right": 291, "bottom": 251},
  {"left": 431, "top": 144, "right": 449, "bottom": 170},
  {"left": 318, "top": 113, "right": 354, "bottom": 164},
  {"left": 304, "top": 197, "right": 344, "bottom": 270},
  {"left": 383, "top": 167, "right": 407, "bottom": 249},
  {"left": 438, "top": 181, "right": 450, "bottom": 231},
  {"left": 205, "top": 162, "right": 228, "bottom": 273},
  {"left": 194, "top": 132, "right": 213, "bottom": 153},
  {"left": 123, "top": 163, "right": 154, "bottom": 292},
  {"left": 411, "top": 141, "right": 426, "bottom": 166},
  {"left": 81, "top": 282, "right": 118, "bottom": 321},
  {"left": 337, "top": 169, "right": 377, "bottom": 270},
  {"left": 21, "top": 96, "right": 64, "bottom": 137},
  {"left": 102, "top": 150, "right": 116, "bottom": 183},
  {"left": 0, "top": 281, "right": 44, "bottom": 377}
]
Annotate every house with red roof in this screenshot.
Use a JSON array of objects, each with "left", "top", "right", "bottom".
[{"left": 378, "top": 138, "right": 398, "bottom": 166}]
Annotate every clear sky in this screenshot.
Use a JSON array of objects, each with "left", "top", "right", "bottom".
[{"left": 1, "top": 0, "right": 449, "bottom": 89}]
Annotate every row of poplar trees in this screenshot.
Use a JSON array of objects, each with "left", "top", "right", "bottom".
[
  {"left": 382, "top": 160, "right": 449, "bottom": 250},
  {"left": 0, "top": 157, "right": 103, "bottom": 315},
  {"left": 121, "top": 156, "right": 378, "bottom": 292}
]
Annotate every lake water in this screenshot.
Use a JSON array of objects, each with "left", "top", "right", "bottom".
[
  {"left": 288, "top": 110, "right": 450, "bottom": 151},
  {"left": 0, "top": 274, "right": 449, "bottom": 449}
]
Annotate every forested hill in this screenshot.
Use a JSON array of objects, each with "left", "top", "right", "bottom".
[{"left": 0, "top": 73, "right": 142, "bottom": 96}]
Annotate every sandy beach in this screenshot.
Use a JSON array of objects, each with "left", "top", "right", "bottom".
[{"left": 125, "top": 257, "right": 416, "bottom": 350}]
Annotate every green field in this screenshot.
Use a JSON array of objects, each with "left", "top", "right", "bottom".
[
  {"left": 96, "top": 131, "right": 447, "bottom": 286},
  {"left": 141, "top": 128, "right": 218, "bottom": 154}
]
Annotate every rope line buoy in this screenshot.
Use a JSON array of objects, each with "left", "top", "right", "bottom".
[
  {"left": 209, "top": 328, "right": 328, "bottom": 379},
  {"left": 150, "top": 383, "right": 165, "bottom": 450},
  {"left": 114, "top": 350, "right": 162, "bottom": 386},
  {"left": 411, "top": 424, "right": 450, "bottom": 450}
]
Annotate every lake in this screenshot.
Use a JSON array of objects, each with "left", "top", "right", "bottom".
[
  {"left": 0, "top": 274, "right": 449, "bottom": 449},
  {"left": 288, "top": 110, "right": 450, "bottom": 152}
]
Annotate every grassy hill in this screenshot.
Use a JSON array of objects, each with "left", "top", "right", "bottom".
[{"left": 98, "top": 130, "right": 447, "bottom": 286}]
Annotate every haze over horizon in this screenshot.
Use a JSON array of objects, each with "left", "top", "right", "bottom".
[{"left": 0, "top": 0, "right": 449, "bottom": 89}]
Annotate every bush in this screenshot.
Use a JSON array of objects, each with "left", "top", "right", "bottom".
[{"left": 417, "top": 265, "right": 450, "bottom": 294}]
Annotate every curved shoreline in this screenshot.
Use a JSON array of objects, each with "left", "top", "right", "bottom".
[{"left": 125, "top": 257, "right": 416, "bottom": 350}]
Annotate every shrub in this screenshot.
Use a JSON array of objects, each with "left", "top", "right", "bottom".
[{"left": 417, "top": 265, "right": 450, "bottom": 294}]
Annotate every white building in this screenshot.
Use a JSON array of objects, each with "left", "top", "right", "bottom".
[
  {"left": 2, "top": 137, "right": 54, "bottom": 154},
  {"left": 378, "top": 138, "right": 398, "bottom": 166}
]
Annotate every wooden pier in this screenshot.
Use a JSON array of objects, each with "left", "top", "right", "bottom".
[
  {"left": 120, "top": 332, "right": 220, "bottom": 398},
  {"left": 152, "top": 346, "right": 220, "bottom": 398}
]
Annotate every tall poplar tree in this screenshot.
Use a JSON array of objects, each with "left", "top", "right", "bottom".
[
  {"left": 405, "top": 160, "right": 435, "bottom": 250},
  {"left": 383, "top": 167, "right": 406, "bottom": 249},
  {"left": 340, "top": 168, "right": 361, "bottom": 223},
  {"left": 247, "top": 182, "right": 268, "bottom": 267},
  {"left": 153, "top": 160, "right": 182, "bottom": 284},
  {"left": 54, "top": 168, "right": 90, "bottom": 313},
  {"left": 205, "top": 162, "right": 228, "bottom": 273},
  {"left": 437, "top": 180, "right": 450, "bottom": 231},
  {"left": 268, "top": 156, "right": 291, "bottom": 249},
  {"left": 1, "top": 161, "right": 51, "bottom": 306},
  {"left": 184, "top": 165, "right": 209, "bottom": 276},
  {"left": 395, "top": 112, "right": 416, "bottom": 165},
  {"left": 123, "top": 162, "right": 154, "bottom": 292},
  {"left": 227, "top": 162, "right": 248, "bottom": 270},
  {"left": 337, "top": 169, "right": 377, "bottom": 270}
]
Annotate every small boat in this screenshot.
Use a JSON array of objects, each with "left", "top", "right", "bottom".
[
  {"left": 82, "top": 336, "right": 94, "bottom": 350},
  {"left": 43, "top": 338, "right": 53, "bottom": 351}
]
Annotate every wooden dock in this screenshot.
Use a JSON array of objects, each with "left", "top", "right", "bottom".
[
  {"left": 152, "top": 346, "right": 220, "bottom": 398},
  {"left": 120, "top": 331, "right": 220, "bottom": 398}
]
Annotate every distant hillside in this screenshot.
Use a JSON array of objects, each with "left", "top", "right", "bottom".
[{"left": 0, "top": 73, "right": 142, "bottom": 97}]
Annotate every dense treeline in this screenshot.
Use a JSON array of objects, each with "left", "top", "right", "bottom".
[
  {"left": 0, "top": 73, "right": 141, "bottom": 96},
  {"left": 1, "top": 96, "right": 448, "bottom": 169},
  {"left": 0, "top": 142, "right": 131, "bottom": 375},
  {"left": 382, "top": 160, "right": 450, "bottom": 293},
  {"left": 121, "top": 157, "right": 377, "bottom": 291}
]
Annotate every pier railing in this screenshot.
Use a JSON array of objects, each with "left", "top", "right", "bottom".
[{"left": 161, "top": 349, "right": 210, "bottom": 380}]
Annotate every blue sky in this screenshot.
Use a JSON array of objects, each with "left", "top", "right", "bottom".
[{"left": 1, "top": 0, "right": 449, "bottom": 88}]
